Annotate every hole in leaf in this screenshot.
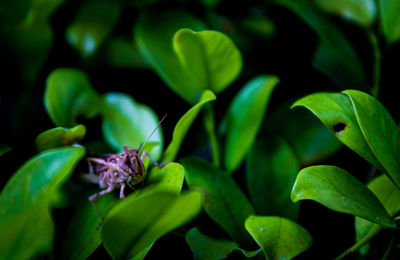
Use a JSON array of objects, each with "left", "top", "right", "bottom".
[{"left": 333, "top": 122, "right": 346, "bottom": 134}]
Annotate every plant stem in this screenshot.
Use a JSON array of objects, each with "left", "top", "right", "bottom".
[
  {"left": 203, "top": 103, "right": 221, "bottom": 167},
  {"left": 382, "top": 232, "right": 395, "bottom": 260},
  {"left": 368, "top": 30, "right": 381, "bottom": 98},
  {"left": 334, "top": 225, "right": 383, "bottom": 260}
]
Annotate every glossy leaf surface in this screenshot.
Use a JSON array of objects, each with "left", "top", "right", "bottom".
[{"left": 35, "top": 124, "right": 86, "bottom": 151}]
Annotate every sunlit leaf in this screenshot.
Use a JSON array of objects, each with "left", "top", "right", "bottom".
[
  {"left": 292, "top": 165, "right": 396, "bottom": 228},
  {"left": 45, "top": 68, "right": 101, "bottom": 127},
  {"left": 0, "top": 146, "right": 85, "bottom": 259},
  {"left": 147, "top": 162, "right": 185, "bottom": 195},
  {"left": 182, "top": 157, "right": 255, "bottom": 246},
  {"left": 35, "top": 124, "right": 86, "bottom": 151},
  {"left": 224, "top": 75, "right": 278, "bottom": 172},
  {"left": 245, "top": 215, "right": 312, "bottom": 260}
]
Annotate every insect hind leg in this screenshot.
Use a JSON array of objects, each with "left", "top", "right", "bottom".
[{"left": 141, "top": 151, "right": 168, "bottom": 167}]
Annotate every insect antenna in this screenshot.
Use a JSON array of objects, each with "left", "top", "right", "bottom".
[{"left": 138, "top": 113, "right": 167, "bottom": 155}]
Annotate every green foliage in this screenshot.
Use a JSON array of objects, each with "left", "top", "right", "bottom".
[
  {"left": 35, "top": 124, "right": 86, "bottom": 151},
  {"left": 0, "top": 144, "right": 11, "bottom": 156},
  {"left": 380, "top": 0, "right": 400, "bottom": 43}
]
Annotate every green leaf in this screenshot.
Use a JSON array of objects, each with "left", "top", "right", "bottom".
[
  {"left": 101, "top": 191, "right": 202, "bottom": 259},
  {"left": 246, "top": 138, "right": 300, "bottom": 219},
  {"left": 224, "top": 75, "right": 278, "bottom": 172},
  {"left": 147, "top": 162, "right": 185, "bottom": 194},
  {"left": 315, "top": 0, "right": 376, "bottom": 26},
  {"left": 45, "top": 68, "right": 101, "bottom": 127},
  {"left": 163, "top": 90, "right": 216, "bottom": 162},
  {"left": 0, "top": 146, "right": 85, "bottom": 259},
  {"left": 292, "top": 92, "right": 384, "bottom": 172},
  {"left": 134, "top": 10, "right": 206, "bottom": 104},
  {"left": 101, "top": 92, "right": 163, "bottom": 160},
  {"left": 173, "top": 28, "right": 242, "bottom": 94},
  {"left": 60, "top": 189, "right": 118, "bottom": 260},
  {"left": 182, "top": 157, "right": 255, "bottom": 246},
  {"left": 35, "top": 124, "right": 86, "bottom": 151},
  {"left": 355, "top": 174, "right": 400, "bottom": 253},
  {"left": 245, "top": 215, "right": 312, "bottom": 260},
  {"left": 276, "top": 0, "right": 366, "bottom": 89},
  {"left": 343, "top": 90, "right": 400, "bottom": 189},
  {"left": 291, "top": 165, "right": 396, "bottom": 228},
  {"left": 0, "top": 144, "right": 11, "bottom": 157},
  {"left": 380, "top": 0, "right": 400, "bottom": 43},
  {"left": 185, "top": 227, "right": 239, "bottom": 260},
  {"left": 66, "top": 0, "right": 121, "bottom": 56}
]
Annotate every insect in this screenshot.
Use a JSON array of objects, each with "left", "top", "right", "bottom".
[{"left": 85, "top": 114, "right": 168, "bottom": 227}]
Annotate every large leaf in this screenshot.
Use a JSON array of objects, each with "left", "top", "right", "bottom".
[
  {"left": 355, "top": 174, "right": 400, "bottom": 253},
  {"left": 292, "top": 92, "right": 384, "bottom": 172},
  {"left": 315, "top": 0, "right": 376, "bottom": 26},
  {"left": 66, "top": 0, "right": 121, "bottom": 56},
  {"left": 292, "top": 165, "right": 396, "bottom": 228},
  {"left": 246, "top": 138, "right": 300, "bottom": 219},
  {"left": 101, "top": 190, "right": 202, "bottom": 259},
  {"left": 101, "top": 92, "right": 163, "bottom": 159},
  {"left": 224, "top": 75, "right": 279, "bottom": 172},
  {"left": 245, "top": 215, "right": 312, "bottom": 260},
  {"left": 344, "top": 90, "right": 400, "bottom": 188},
  {"left": 35, "top": 124, "right": 86, "bottom": 151},
  {"left": 380, "top": 0, "right": 400, "bottom": 44},
  {"left": 134, "top": 10, "right": 206, "bottom": 104},
  {"left": 163, "top": 90, "right": 216, "bottom": 162},
  {"left": 182, "top": 157, "right": 255, "bottom": 246},
  {"left": 147, "top": 162, "right": 185, "bottom": 195},
  {"left": 45, "top": 68, "right": 101, "bottom": 127},
  {"left": 0, "top": 146, "right": 85, "bottom": 259},
  {"left": 276, "top": 0, "right": 366, "bottom": 89},
  {"left": 173, "top": 28, "right": 242, "bottom": 94}
]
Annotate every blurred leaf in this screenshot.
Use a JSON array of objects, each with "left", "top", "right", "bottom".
[
  {"left": 224, "top": 75, "right": 278, "bottom": 172},
  {"left": 343, "top": 90, "right": 400, "bottom": 189},
  {"left": 315, "top": 0, "right": 376, "bottom": 26},
  {"left": 182, "top": 157, "right": 255, "bottom": 246},
  {"left": 246, "top": 138, "right": 300, "bottom": 219},
  {"left": 66, "top": 0, "right": 121, "bottom": 56},
  {"left": 0, "top": 146, "right": 85, "bottom": 259},
  {"left": 101, "top": 191, "right": 202, "bottom": 259},
  {"left": 0, "top": 0, "right": 30, "bottom": 25},
  {"left": 102, "top": 38, "right": 149, "bottom": 69},
  {"left": 198, "top": 0, "right": 220, "bottom": 8},
  {"left": 45, "top": 68, "right": 101, "bottom": 127},
  {"left": 147, "top": 162, "right": 185, "bottom": 194},
  {"left": 292, "top": 165, "right": 396, "bottom": 228},
  {"left": 60, "top": 189, "right": 118, "bottom": 260},
  {"left": 101, "top": 92, "right": 163, "bottom": 160},
  {"left": 245, "top": 215, "right": 312, "bottom": 260},
  {"left": 380, "top": 0, "right": 400, "bottom": 44},
  {"left": 186, "top": 227, "right": 239, "bottom": 260},
  {"left": 292, "top": 92, "right": 384, "bottom": 172},
  {"left": 163, "top": 90, "right": 216, "bottom": 162},
  {"left": 173, "top": 28, "right": 242, "bottom": 94},
  {"left": 30, "top": 0, "right": 64, "bottom": 19},
  {"left": 35, "top": 124, "right": 86, "bottom": 151},
  {"left": 135, "top": 10, "right": 206, "bottom": 104},
  {"left": 355, "top": 174, "right": 400, "bottom": 254},
  {"left": 0, "top": 144, "right": 11, "bottom": 156},
  {"left": 276, "top": 0, "right": 366, "bottom": 89},
  {"left": 264, "top": 101, "right": 342, "bottom": 165}
]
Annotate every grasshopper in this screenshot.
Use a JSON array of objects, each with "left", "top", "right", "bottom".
[{"left": 85, "top": 115, "right": 168, "bottom": 227}]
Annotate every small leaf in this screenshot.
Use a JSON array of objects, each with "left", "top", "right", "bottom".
[
  {"left": 380, "top": 0, "right": 400, "bottom": 44},
  {"left": 315, "top": 0, "right": 376, "bottom": 26},
  {"left": 292, "top": 92, "right": 384, "bottom": 172},
  {"left": 101, "top": 92, "right": 163, "bottom": 160},
  {"left": 35, "top": 124, "right": 86, "bottom": 151},
  {"left": 246, "top": 138, "right": 300, "bottom": 219},
  {"left": 134, "top": 10, "right": 206, "bottom": 103},
  {"left": 185, "top": 228, "right": 239, "bottom": 260},
  {"left": 0, "top": 144, "right": 11, "bottom": 157},
  {"left": 182, "top": 157, "right": 255, "bottom": 246},
  {"left": 245, "top": 215, "right": 312, "bottom": 260},
  {"left": 291, "top": 165, "right": 396, "bottom": 228},
  {"left": 224, "top": 75, "right": 278, "bottom": 172},
  {"left": 173, "top": 28, "right": 242, "bottom": 94},
  {"left": 163, "top": 90, "right": 216, "bottom": 162},
  {"left": 45, "top": 68, "right": 101, "bottom": 127},
  {"left": 0, "top": 146, "right": 85, "bottom": 259},
  {"left": 147, "top": 162, "right": 185, "bottom": 194},
  {"left": 344, "top": 90, "right": 400, "bottom": 188},
  {"left": 101, "top": 191, "right": 202, "bottom": 259},
  {"left": 66, "top": 0, "right": 121, "bottom": 56}
]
